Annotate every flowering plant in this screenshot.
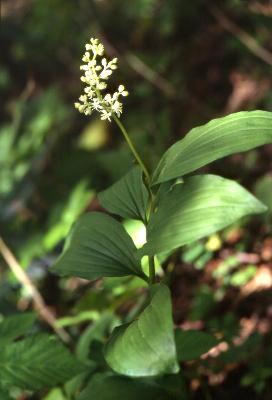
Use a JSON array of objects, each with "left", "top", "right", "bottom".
[{"left": 51, "top": 37, "right": 272, "bottom": 398}]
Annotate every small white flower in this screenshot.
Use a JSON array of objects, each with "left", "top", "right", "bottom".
[
  {"left": 100, "top": 69, "right": 112, "bottom": 79},
  {"left": 91, "top": 98, "right": 102, "bottom": 111},
  {"left": 100, "top": 109, "right": 113, "bottom": 121},
  {"left": 111, "top": 101, "right": 122, "bottom": 117},
  {"left": 75, "top": 37, "right": 129, "bottom": 121}
]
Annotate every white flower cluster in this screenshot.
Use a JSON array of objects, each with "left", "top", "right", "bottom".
[{"left": 75, "top": 38, "right": 128, "bottom": 121}]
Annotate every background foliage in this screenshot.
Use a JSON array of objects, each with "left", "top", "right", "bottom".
[{"left": 1, "top": 0, "right": 272, "bottom": 398}]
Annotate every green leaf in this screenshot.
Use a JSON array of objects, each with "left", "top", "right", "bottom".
[
  {"left": 43, "top": 179, "right": 94, "bottom": 251},
  {"left": 255, "top": 174, "right": 272, "bottom": 215},
  {"left": 78, "top": 373, "right": 175, "bottom": 400},
  {"left": 175, "top": 330, "right": 218, "bottom": 361},
  {"left": 43, "top": 388, "right": 67, "bottom": 400},
  {"left": 0, "top": 313, "right": 36, "bottom": 346},
  {"left": 152, "top": 111, "right": 272, "bottom": 184},
  {"left": 0, "top": 334, "right": 85, "bottom": 391},
  {"left": 0, "top": 386, "right": 12, "bottom": 400},
  {"left": 141, "top": 175, "right": 266, "bottom": 255},
  {"left": 52, "top": 212, "right": 146, "bottom": 281},
  {"left": 76, "top": 313, "right": 115, "bottom": 361},
  {"left": 98, "top": 166, "right": 148, "bottom": 222},
  {"left": 104, "top": 284, "right": 179, "bottom": 377}
]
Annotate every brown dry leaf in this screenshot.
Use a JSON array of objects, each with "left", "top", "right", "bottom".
[
  {"left": 225, "top": 71, "right": 270, "bottom": 113},
  {"left": 249, "top": 1, "right": 272, "bottom": 16},
  {"left": 260, "top": 238, "right": 272, "bottom": 261},
  {"left": 2, "top": 0, "right": 32, "bottom": 18},
  {"left": 241, "top": 265, "right": 272, "bottom": 295},
  {"left": 224, "top": 227, "right": 244, "bottom": 244}
]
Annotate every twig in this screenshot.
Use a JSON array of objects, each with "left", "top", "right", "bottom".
[
  {"left": 98, "top": 34, "right": 176, "bottom": 97},
  {"left": 211, "top": 6, "right": 272, "bottom": 66},
  {"left": 79, "top": 0, "right": 176, "bottom": 97},
  {"left": 0, "top": 236, "right": 71, "bottom": 343},
  {"left": 125, "top": 52, "right": 176, "bottom": 97}
]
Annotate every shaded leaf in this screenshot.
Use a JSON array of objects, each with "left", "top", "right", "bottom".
[
  {"left": 154, "top": 375, "right": 188, "bottom": 399},
  {"left": 0, "top": 386, "right": 12, "bottom": 400},
  {"left": 98, "top": 166, "right": 148, "bottom": 222},
  {"left": 175, "top": 330, "right": 218, "bottom": 361},
  {"left": 52, "top": 212, "right": 146, "bottom": 281},
  {"left": 0, "top": 334, "right": 85, "bottom": 391},
  {"left": 152, "top": 111, "right": 272, "bottom": 184},
  {"left": 79, "top": 373, "right": 176, "bottom": 399},
  {"left": 141, "top": 175, "right": 266, "bottom": 255},
  {"left": 254, "top": 174, "right": 272, "bottom": 216},
  {"left": 77, "top": 374, "right": 177, "bottom": 400},
  {"left": 104, "top": 284, "right": 179, "bottom": 377},
  {"left": 0, "top": 313, "right": 36, "bottom": 346},
  {"left": 78, "top": 373, "right": 175, "bottom": 400},
  {"left": 76, "top": 313, "right": 115, "bottom": 361}
]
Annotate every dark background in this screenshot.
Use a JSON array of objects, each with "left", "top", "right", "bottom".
[{"left": 1, "top": 1, "right": 272, "bottom": 399}]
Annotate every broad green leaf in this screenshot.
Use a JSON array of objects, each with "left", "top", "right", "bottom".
[
  {"left": 175, "top": 330, "right": 218, "bottom": 361},
  {"left": 52, "top": 212, "right": 146, "bottom": 281},
  {"left": 98, "top": 166, "right": 148, "bottom": 222},
  {"left": 152, "top": 111, "right": 272, "bottom": 184},
  {"left": 255, "top": 175, "right": 272, "bottom": 215},
  {"left": 141, "top": 175, "right": 266, "bottom": 255},
  {"left": 0, "top": 334, "right": 85, "bottom": 391},
  {"left": 104, "top": 284, "right": 179, "bottom": 377},
  {"left": 0, "top": 386, "right": 12, "bottom": 400},
  {"left": 0, "top": 313, "right": 35, "bottom": 346},
  {"left": 43, "top": 388, "right": 67, "bottom": 400},
  {"left": 78, "top": 373, "right": 175, "bottom": 400}
]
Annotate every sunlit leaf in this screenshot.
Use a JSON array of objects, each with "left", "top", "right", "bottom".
[
  {"left": 141, "top": 175, "right": 266, "bottom": 255},
  {"left": 43, "top": 180, "right": 94, "bottom": 251},
  {"left": 104, "top": 284, "right": 179, "bottom": 377},
  {"left": 152, "top": 111, "right": 272, "bottom": 184},
  {"left": 78, "top": 120, "right": 108, "bottom": 151},
  {"left": 43, "top": 388, "right": 67, "bottom": 400}
]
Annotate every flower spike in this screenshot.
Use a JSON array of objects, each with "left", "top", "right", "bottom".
[{"left": 75, "top": 38, "right": 128, "bottom": 121}]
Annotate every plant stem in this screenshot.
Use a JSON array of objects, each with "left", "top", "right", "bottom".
[
  {"left": 148, "top": 256, "right": 156, "bottom": 285},
  {"left": 113, "top": 115, "right": 150, "bottom": 183},
  {"left": 146, "top": 194, "right": 156, "bottom": 285},
  {"left": 113, "top": 115, "right": 156, "bottom": 285}
]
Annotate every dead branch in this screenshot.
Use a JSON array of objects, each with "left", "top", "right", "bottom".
[
  {"left": 0, "top": 236, "right": 71, "bottom": 343},
  {"left": 211, "top": 6, "right": 272, "bottom": 66}
]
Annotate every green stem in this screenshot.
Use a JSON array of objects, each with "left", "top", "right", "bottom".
[
  {"left": 146, "top": 192, "right": 156, "bottom": 285},
  {"left": 113, "top": 115, "right": 150, "bottom": 183},
  {"left": 90, "top": 54, "right": 156, "bottom": 284},
  {"left": 113, "top": 115, "right": 156, "bottom": 285},
  {"left": 148, "top": 256, "right": 156, "bottom": 285}
]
